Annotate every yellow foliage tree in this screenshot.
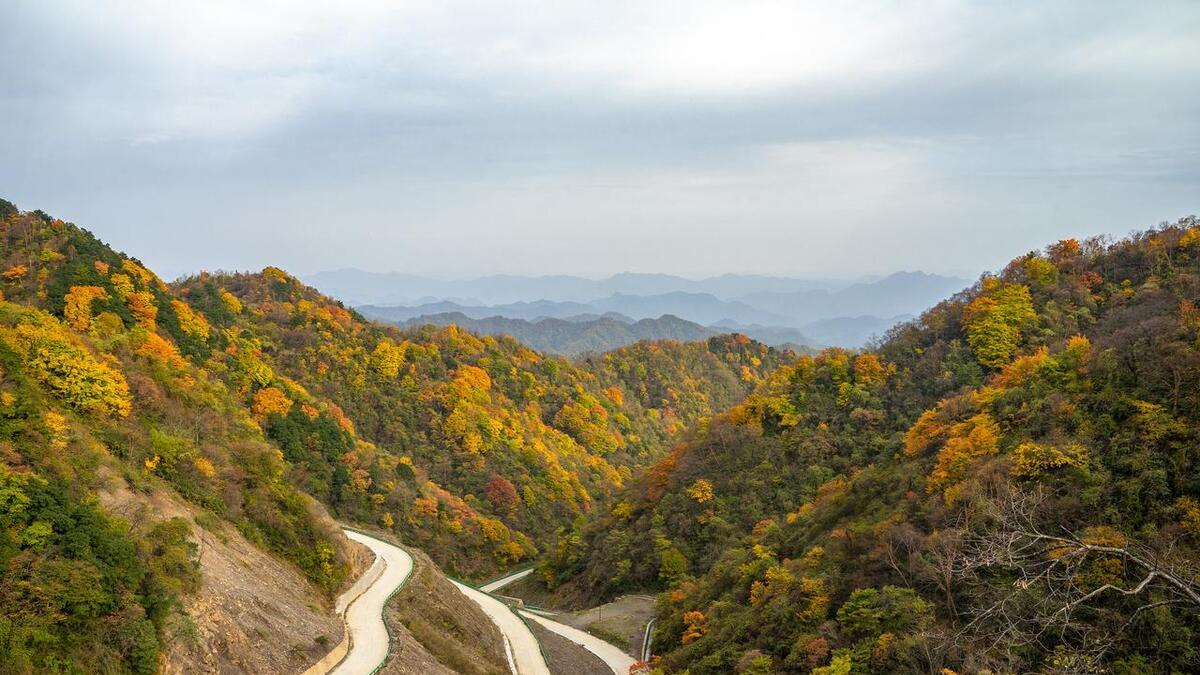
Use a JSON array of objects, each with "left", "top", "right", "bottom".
[
  {"left": 687, "top": 478, "right": 714, "bottom": 504},
  {"left": 903, "top": 405, "right": 949, "bottom": 456},
  {"left": 171, "top": 299, "right": 211, "bottom": 338},
  {"left": 992, "top": 347, "right": 1050, "bottom": 389},
  {"left": 1023, "top": 256, "right": 1058, "bottom": 288},
  {"left": 1011, "top": 441, "right": 1087, "bottom": 478},
  {"left": 962, "top": 278, "right": 1036, "bottom": 368},
  {"left": 121, "top": 259, "right": 157, "bottom": 288},
  {"left": 681, "top": 610, "right": 708, "bottom": 644},
  {"left": 126, "top": 291, "right": 158, "bottom": 327},
  {"left": 219, "top": 289, "right": 243, "bottom": 314},
  {"left": 479, "top": 516, "right": 510, "bottom": 543},
  {"left": 44, "top": 410, "right": 70, "bottom": 450},
  {"left": 2, "top": 313, "right": 131, "bottom": 417},
  {"left": 192, "top": 456, "right": 216, "bottom": 478},
  {"left": 2, "top": 265, "right": 28, "bottom": 280},
  {"left": 454, "top": 364, "right": 492, "bottom": 392},
  {"left": 853, "top": 353, "right": 890, "bottom": 387},
  {"left": 63, "top": 286, "right": 108, "bottom": 331},
  {"left": 132, "top": 330, "right": 186, "bottom": 369},
  {"left": 1177, "top": 497, "right": 1200, "bottom": 538},
  {"left": 108, "top": 273, "right": 134, "bottom": 298},
  {"left": 369, "top": 339, "right": 407, "bottom": 378}
]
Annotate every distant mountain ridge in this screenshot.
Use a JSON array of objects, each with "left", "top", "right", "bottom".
[
  {"left": 377, "top": 311, "right": 722, "bottom": 355},
  {"left": 350, "top": 271, "right": 967, "bottom": 348}
]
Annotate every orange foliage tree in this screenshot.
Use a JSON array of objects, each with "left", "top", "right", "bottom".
[{"left": 927, "top": 412, "right": 1000, "bottom": 492}]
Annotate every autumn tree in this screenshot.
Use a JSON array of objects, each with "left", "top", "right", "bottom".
[
  {"left": 63, "top": 285, "right": 108, "bottom": 331},
  {"left": 251, "top": 386, "right": 294, "bottom": 419},
  {"left": 2, "top": 309, "right": 131, "bottom": 417},
  {"left": 926, "top": 412, "right": 999, "bottom": 492},
  {"left": 485, "top": 473, "right": 520, "bottom": 514},
  {"left": 962, "top": 277, "right": 1036, "bottom": 368}
]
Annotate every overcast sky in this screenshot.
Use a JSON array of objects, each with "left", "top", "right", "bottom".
[{"left": 2, "top": 1, "right": 1197, "bottom": 281}]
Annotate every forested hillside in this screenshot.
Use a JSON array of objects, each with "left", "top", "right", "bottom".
[
  {"left": 0, "top": 198, "right": 788, "bottom": 671},
  {"left": 0, "top": 202, "right": 354, "bottom": 673},
  {"left": 172, "top": 270, "right": 788, "bottom": 575},
  {"left": 14, "top": 192, "right": 1196, "bottom": 674},
  {"left": 549, "top": 218, "right": 1200, "bottom": 673}
]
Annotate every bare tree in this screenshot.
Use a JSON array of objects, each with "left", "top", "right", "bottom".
[{"left": 939, "top": 487, "right": 1200, "bottom": 672}]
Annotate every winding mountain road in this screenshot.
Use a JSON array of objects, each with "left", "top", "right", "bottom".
[
  {"left": 329, "top": 529, "right": 414, "bottom": 675},
  {"left": 313, "top": 532, "right": 589, "bottom": 675},
  {"left": 315, "top": 530, "right": 546, "bottom": 675},
  {"left": 451, "top": 581, "right": 551, "bottom": 675},
  {"left": 470, "top": 564, "right": 635, "bottom": 674}
]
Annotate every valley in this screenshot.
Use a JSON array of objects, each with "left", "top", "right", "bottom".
[
  {"left": 320, "top": 526, "right": 647, "bottom": 675},
  {"left": 1, "top": 198, "right": 1199, "bottom": 674}
]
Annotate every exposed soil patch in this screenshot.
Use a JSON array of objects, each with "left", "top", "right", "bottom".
[
  {"left": 525, "top": 618, "right": 612, "bottom": 675},
  {"left": 374, "top": 535, "right": 509, "bottom": 675},
  {"left": 561, "top": 595, "right": 656, "bottom": 658},
  {"left": 97, "top": 470, "right": 356, "bottom": 675}
]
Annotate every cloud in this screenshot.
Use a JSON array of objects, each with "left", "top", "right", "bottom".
[{"left": 0, "top": 1, "right": 1196, "bottom": 280}]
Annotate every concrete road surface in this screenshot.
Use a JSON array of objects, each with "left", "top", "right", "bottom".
[
  {"left": 480, "top": 567, "right": 534, "bottom": 593},
  {"left": 330, "top": 529, "right": 414, "bottom": 675},
  {"left": 452, "top": 581, "right": 551, "bottom": 675}
]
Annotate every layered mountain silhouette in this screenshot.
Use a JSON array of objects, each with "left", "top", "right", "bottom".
[{"left": 341, "top": 271, "right": 967, "bottom": 351}]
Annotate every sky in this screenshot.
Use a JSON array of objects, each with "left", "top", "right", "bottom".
[{"left": 2, "top": 1, "right": 1198, "bottom": 282}]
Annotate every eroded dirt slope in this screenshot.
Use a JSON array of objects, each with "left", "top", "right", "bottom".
[
  {"left": 98, "top": 470, "right": 365, "bottom": 674},
  {"left": 378, "top": 541, "right": 510, "bottom": 675}
]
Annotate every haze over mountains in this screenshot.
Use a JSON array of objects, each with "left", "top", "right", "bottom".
[
  {"left": 304, "top": 270, "right": 852, "bottom": 306},
  {"left": 308, "top": 269, "right": 968, "bottom": 354}
]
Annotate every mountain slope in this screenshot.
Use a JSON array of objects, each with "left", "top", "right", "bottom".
[
  {"left": 172, "top": 269, "right": 791, "bottom": 577},
  {"left": 550, "top": 218, "right": 1200, "bottom": 673},
  {"left": 0, "top": 204, "right": 356, "bottom": 673},
  {"left": 0, "top": 198, "right": 791, "bottom": 670}
]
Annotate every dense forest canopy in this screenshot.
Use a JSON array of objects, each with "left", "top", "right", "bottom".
[
  {"left": 550, "top": 218, "right": 1200, "bottom": 674},
  {"left": 171, "top": 268, "right": 787, "bottom": 573}
]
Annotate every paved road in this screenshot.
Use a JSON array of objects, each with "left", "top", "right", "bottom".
[
  {"left": 480, "top": 567, "right": 534, "bottom": 593},
  {"left": 519, "top": 611, "right": 636, "bottom": 675},
  {"left": 330, "top": 529, "right": 415, "bottom": 675},
  {"left": 452, "top": 581, "right": 551, "bottom": 675}
]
